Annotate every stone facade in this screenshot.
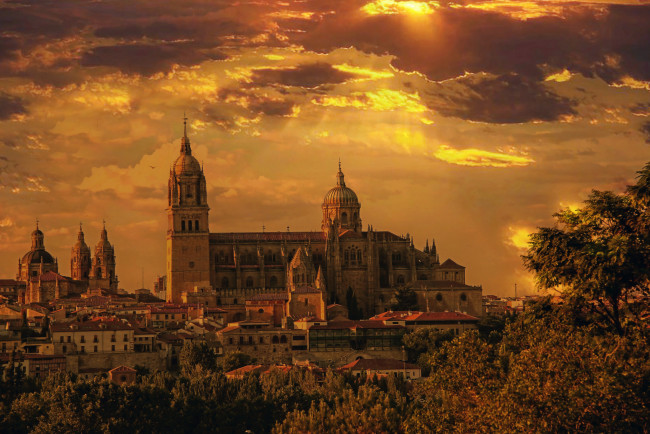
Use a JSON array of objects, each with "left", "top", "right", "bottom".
[{"left": 166, "top": 123, "right": 483, "bottom": 317}]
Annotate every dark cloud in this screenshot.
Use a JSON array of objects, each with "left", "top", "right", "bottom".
[
  {"left": 249, "top": 63, "right": 357, "bottom": 88},
  {"left": 630, "top": 103, "right": 650, "bottom": 117},
  {"left": 429, "top": 74, "right": 576, "bottom": 123},
  {"left": 641, "top": 121, "right": 650, "bottom": 144},
  {"left": 0, "top": 93, "right": 27, "bottom": 120},
  {"left": 248, "top": 98, "right": 296, "bottom": 117},
  {"left": 80, "top": 43, "right": 226, "bottom": 76},
  {"left": 294, "top": 5, "right": 649, "bottom": 85}
]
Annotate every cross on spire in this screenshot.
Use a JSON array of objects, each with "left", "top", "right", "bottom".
[{"left": 35, "top": 218, "right": 39, "bottom": 229}]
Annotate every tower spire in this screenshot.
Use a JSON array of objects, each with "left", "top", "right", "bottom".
[
  {"left": 180, "top": 114, "right": 191, "bottom": 155},
  {"left": 336, "top": 160, "right": 345, "bottom": 187}
]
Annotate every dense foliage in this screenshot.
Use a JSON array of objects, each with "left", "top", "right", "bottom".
[{"left": 1, "top": 301, "right": 648, "bottom": 433}]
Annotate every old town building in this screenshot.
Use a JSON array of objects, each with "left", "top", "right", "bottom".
[{"left": 167, "top": 120, "right": 483, "bottom": 317}]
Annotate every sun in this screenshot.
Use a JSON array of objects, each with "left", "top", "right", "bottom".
[{"left": 361, "top": 0, "right": 439, "bottom": 16}]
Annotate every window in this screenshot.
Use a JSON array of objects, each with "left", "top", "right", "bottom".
[
  {"left": 189, "top": 261, "right": 195, "bottom": 268},
  {"left": 248, "top": 336, "right": 253, "bottom": 345},
  {"left": 341, "top": 212, "right": 348, "bottom": 224},
  {"left": 80, "top": 336, "right": 85, "bottom": 343},
  {"left": 272, "top": 336, "right": 279, "bottom": 344},
  {"left": 123, "top": 334, "right": 128, "bottom": 342},
  {"left": 111, "top": 335, "right": 116, "bottom": 342},
  {"left": 124, "top": 344, "right": 128, "bottom": 351},
  {"left": 93, "top": 335, "right": 98, "bottom": 343},
  {"left": 280, "top": 335, "right": 287, "bottom": 344},
  {"left": 94, "top": 346, "right": 97, "bottom": 352},
  {"left": 397, "top": 275, "right": 405, "bottom": 285},
  {"left": 195, "top": 220, "right": 199, "bottom": 231},
  {"left": 221, "top": 277, "right": 229, "bottom": 288},
  {"left": 239, "top": 336, "right": 244, "bottom": 344},
  {"left": 270, "top": 276, "right": 278, "bottom": 287},
  {"left": 460, "top": 293, "right": 467, "bottom": 302},
  {"left": 259, "top": 337, "right": 264, "bottom": 344},
  {"left": 188, "top": 220, "right": 193, "bottom": 231},
  {"left": 67, "top": 336, "right": 71, "bottom": 343},
  {"left": 80, "top": 346, "right": 85, "bottom": 353},
  {"left": 258, "top": 308, "right": 264, "bottom": 314},
  {"left": 436, "top": 293, "right": 443, "bottom": 302},
  {"left": 181, "top": 220, "right": 186, "bottom": 231},
  {"left": 112, "top": 345, "right": 115, "bottom": 352},
  {"left": 246, "top": 276, "right": 254, "bottom": 287},
  {"left": 357, "top": 250, "right": 362, "bottom": 262},
  {"left": 62, "top": 345, "right": 66, "bottom": 353},
  {"left": 228, "top": 338, "right": 233, "bottom": 345},
  {"left": 59, "top": 336, "right": 63, "bottom": 343}
]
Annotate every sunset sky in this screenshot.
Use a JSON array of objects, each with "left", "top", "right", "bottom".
[{"left": 1, "top": 0, "right": 649, "bottom": 295}]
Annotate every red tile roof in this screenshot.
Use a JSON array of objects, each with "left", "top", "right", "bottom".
[
  {"left": 340, "top": 358, "right": 419, "bottom": 371},
  {"left": 51, "top": 318, "right": 135, "bottom": 332},
  {"left": 439, "top": 259, "right": 465, "bottom": 269},
  {"left": 109, "top": 365, "right": 137, "bottom": 373},
  {"left": 371, "top": 311, "right": 478, "bottom": 322}
]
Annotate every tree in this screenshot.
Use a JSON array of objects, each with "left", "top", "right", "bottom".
[
  {"left": 179, "top": 342, "right": 218, "bottom": 372},
  {"left": 345, "top": 287, "right": 363, "bottom": 320},
  {"left": 221, "top": 351, "right": 252, "bottom": 373},
  {"left": 389, "top": 286, "right": 419, "bottom": 311},
  {"left": 523, "top": 162, "right": 650, "bottom": 335}
]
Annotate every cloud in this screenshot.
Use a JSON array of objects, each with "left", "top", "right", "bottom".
[
  {"left": 249, "top": 62, "right": 358, "bottom": 88},
  {"left": 433, "top": 145, "right": 534, "bottom": 167},
  {"left": 0, "top": 93, "right": 27, "bottom": 120},
  {"left": 312, "top": 89, "right": 428, "bottom": 113},
  {"left": 81, "top": 43, "right": 225, "bottom": 76},
  {"left": 430, "top": 73, "right": 577, "bottom": 123},
  {"left": 641, "top": 121, "right": 650, "bottom": 144}
]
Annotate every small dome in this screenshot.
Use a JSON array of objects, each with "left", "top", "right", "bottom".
[
  {"left": 173, "top": 153, "right": 202, "bottom": 177},
  {"left": 323, "top": 163, "right": 358, "bottom": 205},
  {"left": 22, "top": 249, "right": 55, "bottom": 265},
  {"left": 323, "top": 186, "right": 359, "bottom": 205}
]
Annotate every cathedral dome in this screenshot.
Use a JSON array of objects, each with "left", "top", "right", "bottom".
[
  {"left": 173, "top": 152, "right": 201, "bottom": 177},
  {"left": 323, "top": 185, "right": 359, "bottom": 205},
  {"left": 21, "top": 249, "right": 55, "bottom": 265},
  {"left": 323, "top": 163, "right": 358, "bottom": 205}
]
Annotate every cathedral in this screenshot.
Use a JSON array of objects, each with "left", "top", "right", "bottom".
[
  {"left": 166, "top": 120, "right": 483, "bottom": 317},
  {"left": 17, "top": 222, "right": 118, "bottom": 303}
]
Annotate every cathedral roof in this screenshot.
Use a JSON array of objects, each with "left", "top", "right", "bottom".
[
  {"left": 173, "top": 116, "right": 202, "bottom": 177},
  {"left": 21, "top": 249, "right": 55, "bottom": 265},
  {"left": 323, "top": 161, "right": 359, "bottom": 206},
  {"left": 439, "top": 259, "right": 465, "bottom": 269}
]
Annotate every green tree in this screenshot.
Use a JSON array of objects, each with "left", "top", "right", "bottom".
[
  {"left": 389, "top": 286, "right": 419, "bottom": 311},
  {"left": 524, "top": 162, "right": 650, "bottom": 335},
  {"left": 220, "top": 351, "right": 252, "bottom": 372},
  {"left": 345, "top": 287, "right": 363, "bottom": 320},
  {"left": 179, "top": 342, "right": 218, "bottom": 372}
]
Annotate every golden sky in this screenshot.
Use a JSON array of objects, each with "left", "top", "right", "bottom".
[{"left": 1, "top": 0, "right": 649, "bottom": 295}]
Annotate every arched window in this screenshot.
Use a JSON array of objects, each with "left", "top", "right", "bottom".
[
  {"left": 181, "top": 220, "right": 186, "bottom": 231},
  {"left": 341, "top": 212, "right": 348, "bottom": 224},
  {"left": 258, "top": 308, "right": 264, "bottom": 314},
  {"left": 397, "top": 275, "right": 405, "bottom": 285},
  {"left": 221, "top": 277, "right": 229, "bottom": 288},
  {"left": 460, "top": 293, "right": 467, "bottom": 302},
  {"left": 436, "top": 293, "right": 443, "bottom": 302},
  {"left": 246, "top": 276, "right": 254, "bottom": 287},
  {"left": 280, "top": 335, "right": 287, "bottom": 344},
  {"left": 270, "top": 276, "right": 278, "bottom": 287},
  {"left": 272, "top": 336, "right": 279, "bottom": 344},
  {"left": 188, "top": 220, "right": 193, "bottom": 231},
  {"left": 195, "top": 220, "right": 199, "bottom": 231}
]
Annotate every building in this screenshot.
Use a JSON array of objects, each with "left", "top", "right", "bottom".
[
  {"left": 109, "top": 365, "right": 137, "bottom": 385},
  {"left": 338, "top": 358, "right": 421, "bottom": 380},
  {"left": 370, "top": 311, "right": 479, "bottom": 334},
  {"left": 165, "top": 120, "right": 482, "bottom": 317},
  {"left": 50, "top": 318, "right": 135, "bottom": 355},
  {"left": 15, "top": 222, "right": 118, "bottom": 304}
]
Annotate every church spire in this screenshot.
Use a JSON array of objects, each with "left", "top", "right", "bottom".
[
  {"left": 180, "top": 114, "right": 191, "bottom": 155},
  {"left": 336, "top": 159, "right": 346, "bottom": 187}
]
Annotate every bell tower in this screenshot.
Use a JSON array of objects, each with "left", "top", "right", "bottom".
[
  {"left": 166, "top": 117, "right": 210, "bottom": 303},
  {"left": 71, "top": 223, "right": 91, "bottom": 280}
]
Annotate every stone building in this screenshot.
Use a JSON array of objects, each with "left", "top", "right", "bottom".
[
  {"left": 16, "top": 222, "right": 118, "bottom": 303},
  {"left": 166, "top": 121, "right": 482, "bottom": 317}
]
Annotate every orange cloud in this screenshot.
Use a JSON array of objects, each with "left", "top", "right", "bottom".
[
  {"left": 361, "top": 0, "right": 439, "bottom": 16},
  {"left": 312, "top": 89, "right": 428, "bottom": 113},
  {"left": 434, "top": 145, "right": 534, "bottom": 168}
]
